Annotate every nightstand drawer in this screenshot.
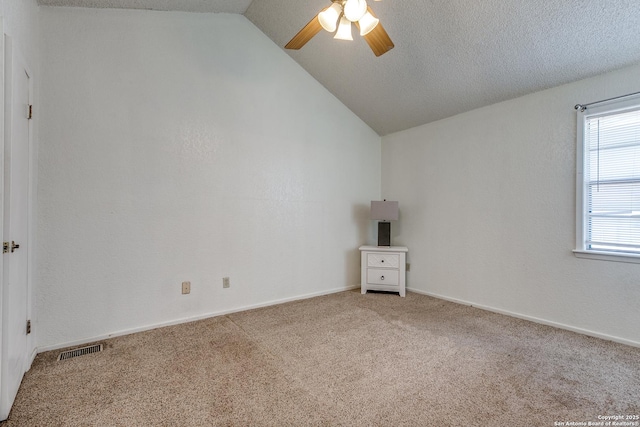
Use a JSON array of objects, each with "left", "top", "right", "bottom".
[
  {"left": 366, "top": 268, "right": 399, "bottom": 286},
  {"left": 367, "top": 253, "right": 400, "bottom": 268}
]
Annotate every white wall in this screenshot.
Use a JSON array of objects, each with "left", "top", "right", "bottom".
[
  {"left": 37, "top": 7, "right": 380, "bottom": 350},
  {"left": 383, "top": 63, "right": 640, "bottom": 346}
]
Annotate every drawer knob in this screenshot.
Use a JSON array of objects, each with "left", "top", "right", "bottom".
[
  {"left": 380, "top": 276, "right": 385, "bottom": 280},
  {"left": 381, "top": 259, "right": 384, "bottom": 263}
]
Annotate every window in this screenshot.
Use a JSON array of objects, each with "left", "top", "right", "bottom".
[{"left": 575, "top": 96, "right": 640, "bottom": 263}]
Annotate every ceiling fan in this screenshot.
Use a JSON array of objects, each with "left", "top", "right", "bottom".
[{"left": 285, "top": 0, "right": 394, "bottom": 57}]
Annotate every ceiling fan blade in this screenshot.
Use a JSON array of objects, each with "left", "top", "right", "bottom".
[
  {"left": 360, "top": 7, "right": 394, "bottom": 56},
  {"left": 362, "top": 22, "right": 394, "bottom": 56},
  {"left": 285, "top": 14, "right": 323, "bottom": 50}
]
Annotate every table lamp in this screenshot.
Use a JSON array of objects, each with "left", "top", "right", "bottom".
[{"left": 371, "top": 200, "right": 398, "bottom": 246}]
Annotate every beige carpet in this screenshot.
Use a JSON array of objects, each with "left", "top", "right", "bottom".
[{"left": 3, "top": 290, "right": 639, "bottom": 426}]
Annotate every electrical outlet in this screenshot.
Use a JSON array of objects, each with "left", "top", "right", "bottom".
[
  {"left": 223, "top": 277, "right": 230, "bottom": 288},
  {"left": 406, "top": 263, "right": 410, "bottom": 272},
  {"left": 182, "top": 281, "right": 191, "bottom": 294}
]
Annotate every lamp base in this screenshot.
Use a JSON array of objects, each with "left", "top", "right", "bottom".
[{"left": 377, "top": 222, "right": 391, "bottom": 246}]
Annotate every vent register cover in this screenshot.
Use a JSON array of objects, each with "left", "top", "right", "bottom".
[{"left": 57, "top": 344, "right": 103, "bottom": 361}]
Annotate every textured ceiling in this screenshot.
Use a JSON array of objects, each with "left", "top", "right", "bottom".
[
  {"left": 246, "top": 0, "right": 640, "bottom": 135},
  {"left": 39, "top": 0, "right": 640, "bottom": 135},
  {"left": 37, "top": 0, "right": 252, "bottom": 14}
]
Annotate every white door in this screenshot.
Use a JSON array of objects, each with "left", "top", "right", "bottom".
[{"left": 0, "top": 35, "right": 31, "bottom": 421}]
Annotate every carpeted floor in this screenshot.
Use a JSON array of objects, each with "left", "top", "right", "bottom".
[{"left": 3, "top": 290, "right": 640, "bottom": 426}]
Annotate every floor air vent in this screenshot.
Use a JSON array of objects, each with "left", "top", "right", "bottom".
[{"left": 57, "top": 344, "right": 103, "bottom": 361}]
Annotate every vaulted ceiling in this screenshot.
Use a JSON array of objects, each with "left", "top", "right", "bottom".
[
  {"left": 37, "top": 0, "right": 253, "bottom": 14},
  {"left": 38, "top": 0, "right": 640, "bottom": 135}
]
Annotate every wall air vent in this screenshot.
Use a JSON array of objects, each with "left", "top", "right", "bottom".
[{"left": 57, "top": 344, "right": 103, "bottom": 361}]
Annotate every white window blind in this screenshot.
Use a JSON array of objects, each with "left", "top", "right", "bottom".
[{"left": 584, "top": 108, "right": 640, "bottom": 254}]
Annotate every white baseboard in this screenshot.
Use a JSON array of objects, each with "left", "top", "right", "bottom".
[
  {"left": 37, "top": 285, "right": 360, "bottom": 353},
  {"left": 407, "top": 287, "right": 640, "bottom": 348}
]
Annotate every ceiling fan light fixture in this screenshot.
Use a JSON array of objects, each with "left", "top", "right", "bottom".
[
  {"left": 318, "top": 3, "right": 342, "bottom": 32},
  {"left": 334, "top": 16, "right": 354, "bottom": 40},
  {"left": 358, "top": 11, "right": 379, "bottom": 36},
  {"left": 285, "top": 0, "right": 393, "bottom": 56},
  {"left": 343, "top": 0, "right": 367, "bottom": 22}
]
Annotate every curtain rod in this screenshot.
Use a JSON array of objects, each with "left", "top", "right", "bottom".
[{"left": 575, "top": 90, "right": 640, "bottom": 112}]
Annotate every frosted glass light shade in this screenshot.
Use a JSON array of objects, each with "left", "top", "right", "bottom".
[
  {"left": 334, "top": 17, "right": 354, "bottom": 40},
  {"left": 318, "top": 3, "right": 342, "bottom": 32},
  {"left": 343, "top": 0, "right": 367, "bottom": 22},
  {"left": 358, "top": 11, "right": 379, "bottom": 36}
]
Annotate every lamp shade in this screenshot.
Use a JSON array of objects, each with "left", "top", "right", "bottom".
[
  {"left": 334, "top": 16, "right": 354, "bottom": 40},
  {"left": 358, "top": 11, "right": 379, "bottom": 36},
  {"left": 318, "top": 3, "right": 342, "bottom": 32},
  {"left": 370, "top": 201, "right": 399, "bottom": 221}
]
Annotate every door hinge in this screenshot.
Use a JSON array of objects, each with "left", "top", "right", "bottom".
[
  {"left": 28, "top": 104, "right": 33, "bottom": 120},
  {"left": 26, "top": 320, "right": 31, "bottom": 335},
  {"left": 2, "top": 242, "right": 8, "bottom": 254}
]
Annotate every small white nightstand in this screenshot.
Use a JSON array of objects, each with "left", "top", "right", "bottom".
[{"left": 359, "top": 245, "right": 408, "bottom": 297}]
